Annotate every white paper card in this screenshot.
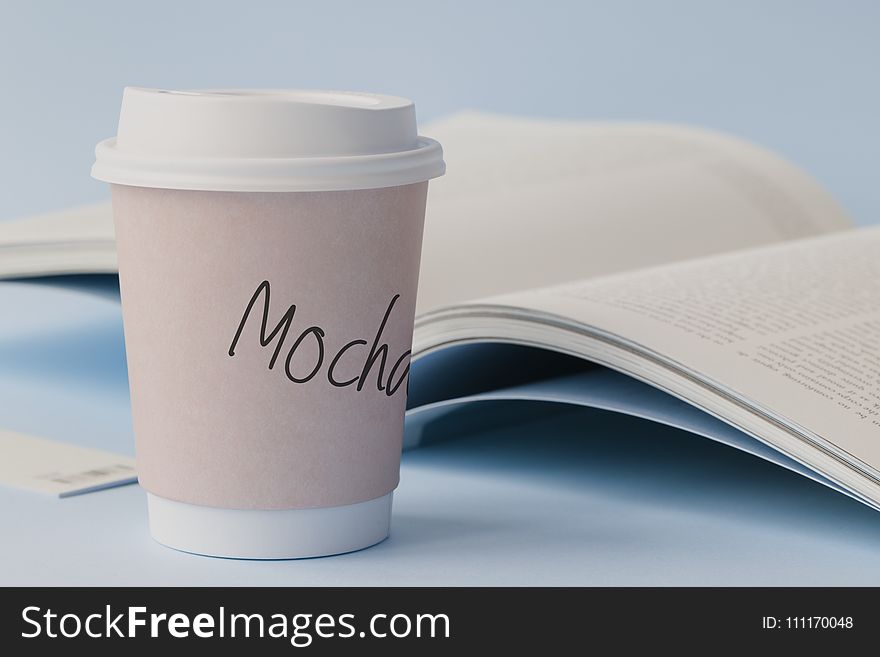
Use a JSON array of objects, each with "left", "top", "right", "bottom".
[{"left": 0, "top": 430, "right": 136, "bottom": 497}]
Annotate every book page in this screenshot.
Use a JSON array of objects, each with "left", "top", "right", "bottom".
[
  {"left": 494, "top": 227, "right": 880, "bottom": 471},
  {"left": 0, "top": 202, "right": 117, "bottom": 278},
  {"left": 0, "top": 201, "right": 114, "bottom": 246},
  {"left": 0, "top": 114, "right": 852, "bottom": 293},
  {"left": 417, "top": 113, "right": 850, "bottom": 313}
]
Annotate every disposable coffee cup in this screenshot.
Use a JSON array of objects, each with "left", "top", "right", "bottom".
[{"left": 92, "top": 88, "right": 444, "bottom": 558}]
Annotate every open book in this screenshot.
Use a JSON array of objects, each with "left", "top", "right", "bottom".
[{"left": 3, "top": 112, "right": 879, "bottom": 511}]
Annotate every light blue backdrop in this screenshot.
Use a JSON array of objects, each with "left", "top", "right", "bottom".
[
  {"left": 1, "top": 0, "right": 878, "bottom": 224},
  {"left": 3, "top": 1, "right": 880, "bottom": 585}
]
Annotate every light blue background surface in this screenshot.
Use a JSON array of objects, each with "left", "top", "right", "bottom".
[
  {"left": 1, "top": 0, "right": 879, "bottom": 225},
  {"left": 2, "top": 1, "right": 880, "bottom": 584}
]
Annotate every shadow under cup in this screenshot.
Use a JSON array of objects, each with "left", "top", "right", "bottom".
[{"left": 112, "top": 182, "right": 429, "bottom": 559}]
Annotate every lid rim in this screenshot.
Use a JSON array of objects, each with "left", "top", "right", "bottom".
[
  {"left": 92, "top": 87, "right": 444, "bottom": 192},
  {"left": 92, "top": 136, "right": 445, "bottom": 192}
]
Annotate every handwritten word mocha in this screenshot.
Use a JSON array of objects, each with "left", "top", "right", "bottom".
[{"left": 228, "top": 281, "right": 411, "bottom": 397}]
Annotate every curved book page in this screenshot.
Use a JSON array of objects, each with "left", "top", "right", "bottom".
[
  {"left": 405, "top": 363, "right": 871, "bottom": 508},
  {"left": 413, "top": 227, "right": 880, "bottom": 511},
  {"left": 0, "top": 202, "right": 116, "bottom": 279},
  {"left": 417, "top": 113, "right": 850, "bottom": 313}
]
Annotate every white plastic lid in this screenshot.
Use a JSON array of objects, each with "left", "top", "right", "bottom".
[{"left": 92, "top": 87, "right": 445, "bottom": 192}]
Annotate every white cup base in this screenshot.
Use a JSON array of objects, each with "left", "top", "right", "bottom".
[{"left": 146, "top": 492, "right": 393, "bottom": 560}]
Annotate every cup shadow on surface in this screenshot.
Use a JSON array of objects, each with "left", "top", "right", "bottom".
[
  {"left": 0, "top": 275, "right": 126, "bottom": 391},
  {"left": 0, "top": 310, "right": 128, "bottom": 392}
]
